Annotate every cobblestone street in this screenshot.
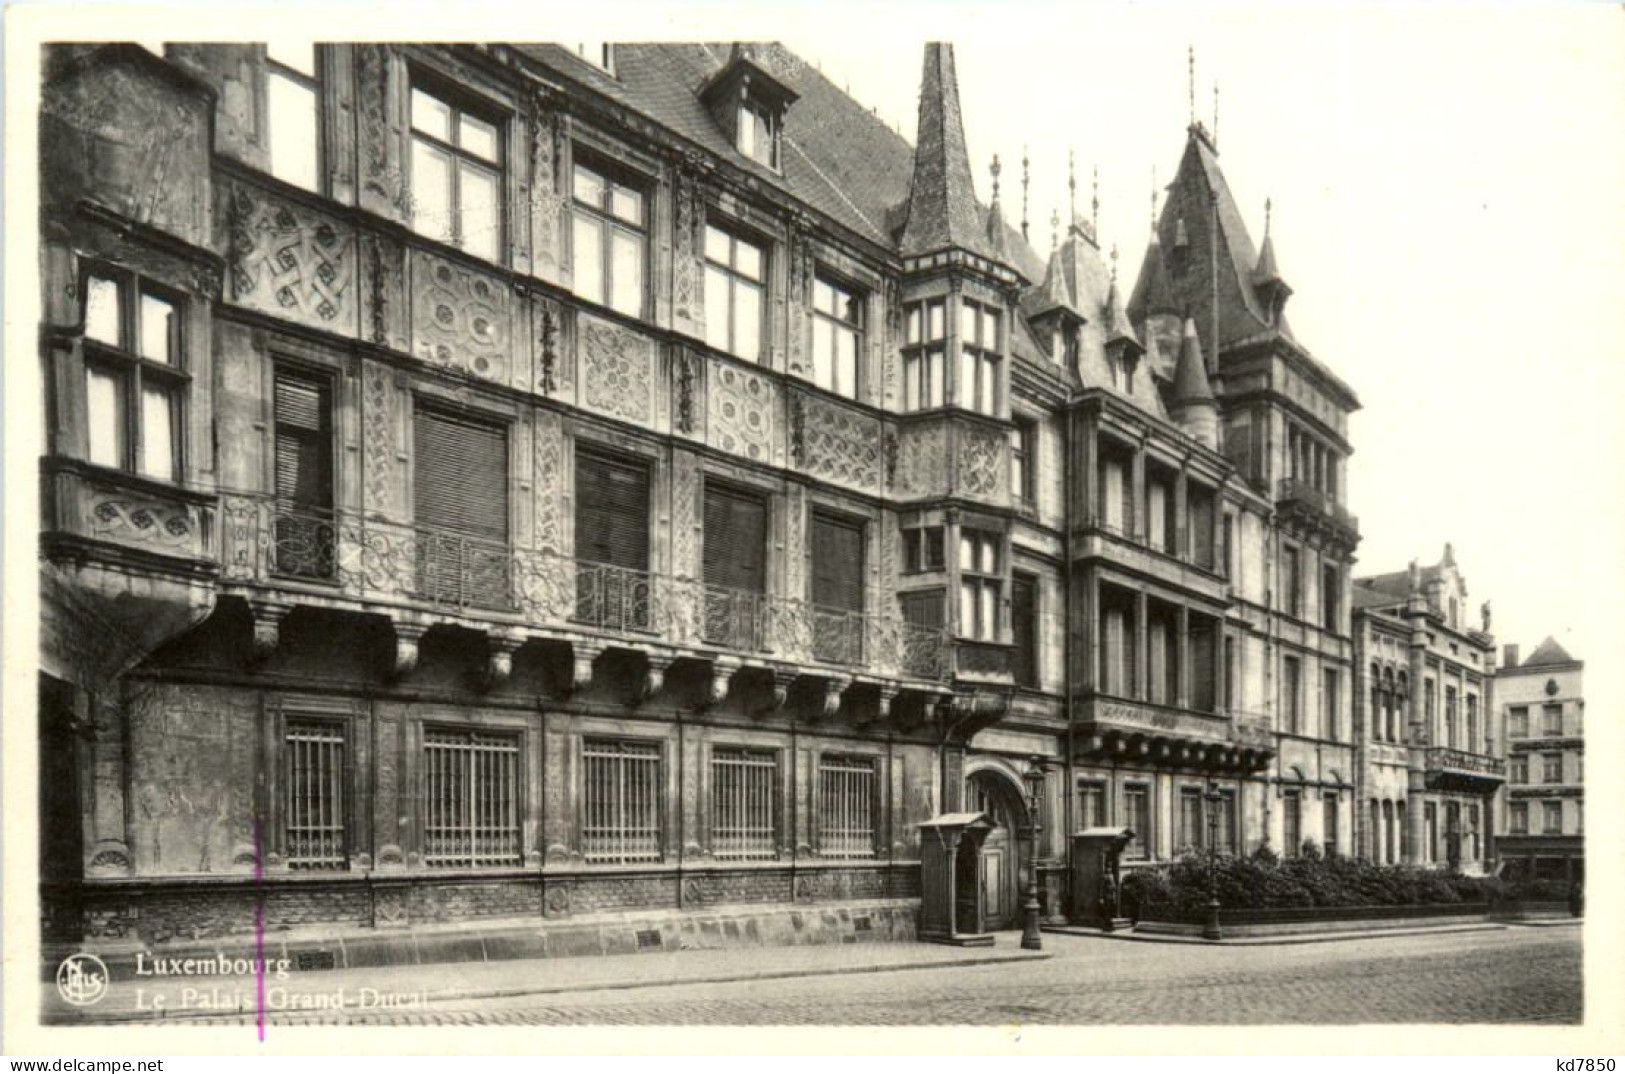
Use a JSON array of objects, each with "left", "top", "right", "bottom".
[{"left": 196, "top": 925, "right": 1579, "bottom": 1028}]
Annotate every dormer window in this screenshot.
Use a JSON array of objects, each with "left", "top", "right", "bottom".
[
  {"left": 738, "top": 99, "right": 780, "bottom": 170},
  {"left": 699, "top": 47, "right": 799, "bottom": 175},
  {"left": 572, "top": 43, "right": 615, "bottom": 74}
]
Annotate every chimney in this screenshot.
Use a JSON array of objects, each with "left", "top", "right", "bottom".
[{"left": 1502, "top": 643, "right": 1520, "bottom": 669}]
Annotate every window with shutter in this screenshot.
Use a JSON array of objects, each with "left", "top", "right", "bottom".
[
  {"left": 702, "top": 482, "right": 767, "bottom": 649},
  {"left": 574, "top": 447, "right": 652, "bottom": 632},
  {"left": 414, "top": 405, "right": 510, "bottom": 609},
  {"left": 273, "top": 368, "right": 334, "bottom": 579},
  {"left": 810, "top": 511, "right": 865, "bottom": 665},
  {"left": 1190, "top": 616, "right": 1217, "bottom": 713}
]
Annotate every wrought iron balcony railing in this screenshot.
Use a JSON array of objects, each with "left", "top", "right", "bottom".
[
  {"left": 1425, "top": 747, "right": 1506, "bottom": 778},
  {"left": 218, "top": 494, "right": 949, "bottom": 682}
]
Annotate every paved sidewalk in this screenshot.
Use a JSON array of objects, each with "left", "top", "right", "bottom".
[
  {"left": 1042, "top": 921, "right": 1510, "bottom": 946},
  {"left": 45, "top": 940, "right": 1050, "bottom": 1025}
]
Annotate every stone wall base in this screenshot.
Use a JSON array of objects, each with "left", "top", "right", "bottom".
[{"left": 45, "top": 898, "right": 920, "bottom": 980}]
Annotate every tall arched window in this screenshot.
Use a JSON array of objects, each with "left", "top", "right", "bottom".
[
  {"left": 1396, "top": 672, "right": 1410, "bottom": 741},
  {"left": 1382, "top": 799, "right": 1395, "bottom": 864},
  {"left": 1383, "top": 668, "right": 1397, "bottom": 741}
]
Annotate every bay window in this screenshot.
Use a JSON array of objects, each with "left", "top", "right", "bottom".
[
  {"left": 903, "top": 299, "right": 946, "bottom": 410},
  {"left": 81, "top": 268, "right": 185, "bottom": 482},
  {"left": 958, "top": 529, "right": 1001, "bottom": 641},
  {"left": 957, "top": 299, "right": 1000, "bottom": 415}
]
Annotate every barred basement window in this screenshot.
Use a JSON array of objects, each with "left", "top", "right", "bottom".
[
  {"left": 285, "top": 720, "right": 346, "bottom": 870},
  {"left": 710, "top": 747, "right": 777, "bottom": 860},
  {"left": 582, "top": 738, "right": 662, "bottom": 864},
  {"left": 422, "top": 730, "right": 521, "bottom": 868},
  {"left": 818, "top": 754, "right": 876, "bottom": 858}
]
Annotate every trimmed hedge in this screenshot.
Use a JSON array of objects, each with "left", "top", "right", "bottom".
[{"left": 1120, "top": 845, "right": 1544, "bottom": 921}]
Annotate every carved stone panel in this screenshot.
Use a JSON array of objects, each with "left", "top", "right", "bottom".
[
  {"left": 671, "top": 451, "right": 701, "bottom": 581},
  {"left": 410, "top": 250, "right": 513, "bottom": 383},
  {"left": 530, "top": 108, "right": 567, "bottom": 281},
  {"left": 355, "top": 45, "right": 409, "bottom": 223},
  {"left": 956, "top": 422, "right": 1007, "bottom": 503},
  {"left": 362, "top": 233, "right": 408, "bottom": 353},
  {"left": 797, "top": 392, "right": 881, "bottom": 495},
  {"left": 578, "top": 314, "right": 655, "bottom": 426},
  {"left": 708, "top": 358, "right": 777, "bottom": 464},
  {"left": 226, "top": 182, "right": 356, "bottom": 334},
  {"left": 533, "top": 408, "right": 565, "bottom": 555},
  {"left": 893, "top": 422, "right": 947, "bottom": 500},
  {"left": 361, "top": 360, "right": 397, "bottom": 517}
]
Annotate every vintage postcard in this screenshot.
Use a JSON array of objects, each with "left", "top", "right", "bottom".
[{"left": 5, "top": 1, "right": 1622, "bottom": 1059}]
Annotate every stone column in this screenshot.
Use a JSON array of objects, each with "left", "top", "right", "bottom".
[
  {"left": 1176, "top": 605, "right": 1191, "bottom": 710},
  {"left": 1131, "top": 443, "right": 1147, "bottom": 542},
  {"left": 1134, "top": 590, "right": 1149, "bottom": 702}
]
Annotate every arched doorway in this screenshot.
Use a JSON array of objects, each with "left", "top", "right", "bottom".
[{"left": 968, "top": 770, "right": 1027, "bottom": 931}]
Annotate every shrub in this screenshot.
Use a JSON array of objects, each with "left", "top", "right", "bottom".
[{"left": 1124, "top": 851, "right": 1506, "bottom": 918}]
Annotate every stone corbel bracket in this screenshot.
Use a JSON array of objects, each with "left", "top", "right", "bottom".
[
  {"left": 706, "top": 657, "right": 742, "bottom": 710},
  {"left": 817, "top": 675, "right": 854, "bottom": 721},
  {"left": 633, "top": 652, "right": 674, "bottom": 707},
  {"left": 756, "top": 668, "right": 799, "bottom": 717},
  {"left": 567, "top": 640, "right": 603, "bottom": 696},
  {"left": 477, "top": 631, "right": 524, "bottom": 692},
  {"left": 248, "top": 600, "right": 293, "bottom": 665},
  {"left": 390, "top": 621, "right": 428, "bottom": 681}
]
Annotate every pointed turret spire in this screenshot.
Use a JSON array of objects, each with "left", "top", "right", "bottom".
[
  {"left": 899, "top": 43, "right": 989, "bottom": 259},
  {"left": 984, "top": 155, "right": 1008, "bottom": 259},
  {"left": 1171, "top": 317, "right": 1218, "bottom": 448},
  {"left": 1252, "top": 197, "right": 1292, "bottom": 327},
  {"left": 1091, "top": 165, "right": 1100, "bottom": 240},
  {"left": 1020, "top": 145, "right": 1031, "bottom": 242},
  {"left": 1068, "top": 148, "right": 1078, "bottom": 229},
  {"left": 1103, "top": 251, "right": 1142, "bottom": 354}
]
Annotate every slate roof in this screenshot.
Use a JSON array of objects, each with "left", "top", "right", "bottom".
[
  {"left": 1519, "top": 636, "right": 1578, "bottom": 669},
  {"left": 899, "top": 44, "right": 997, "bottom": 260},
  {"left": 1171, "top": 319, "right": 1215, "bottom": 406}
]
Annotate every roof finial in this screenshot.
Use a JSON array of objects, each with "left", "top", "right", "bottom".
[
  {"left": 1150, "top": 165, "right": 1159, "bottom": 231},
  {"left": 1067, "top": 148, "right": 1077, "bottom": 228},
  {"left": 1264, "top": 196, "right": 1273, "bottom": 239},
  {"left": 1110, "top": 243, "right": 1120, "bottom": 285},
  {"left": 1213, "top": 81, "right": 1220, "bottom": 147},
  {"left": 1050, "top": 208, "right": 1060, "bottom": 252},
  {"left": 990, "top": 153, "right": 1002, "bottom": 208},
  {"left": 1187, "top": 46, "right": 1196, "bottom": 126},
  {"left": 1020, "top": 144, "right": 1031, "bottom": 242},
  {"left": 1091, "top": 164, "right": 1100, "bottom": 238}
]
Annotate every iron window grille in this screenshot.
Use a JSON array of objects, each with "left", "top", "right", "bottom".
[
  {"left": 817, "top": 754, "right": 877, "bottom": 858},
  {"left": 571, "top": 158, "right": 647, "bottom": 316},
  {"left": 710, "top": 748, "right": 778, "bottom": 860},
  {"left": 703, "top": 224, "right": 766, "bottom": 361},
  {"left": 284, "top": 719, "right": 346, "bottom": 870},
  {"left": 409, "top": 82, "right": 503, "bottom": 261},
  {"left": 422, "top": 729, "right": 521, "bottom": 868},
  {"left": 582, "top": 738, "right": 663, "bottom": 864},
  {"left": 80, "top": 267, "right": 186, "bottom": 482}
]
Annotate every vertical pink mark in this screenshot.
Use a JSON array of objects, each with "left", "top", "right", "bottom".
[{"left": 254, "top": 816, "right": 267, "bottom": 1043}]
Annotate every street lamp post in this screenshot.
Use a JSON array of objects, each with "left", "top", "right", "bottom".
[
  {"left": 1020, "top": 758, "right": 1046, "bottom": 951},
  {"left": 1203, "top": 780, "right": 1224, "bottom": 941}
]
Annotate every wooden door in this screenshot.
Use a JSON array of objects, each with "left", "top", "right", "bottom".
[{"left": 980, "top": 832, "right": 1009, "bottom": 926}]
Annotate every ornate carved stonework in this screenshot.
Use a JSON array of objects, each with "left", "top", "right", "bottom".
[
  {"left": 579, "top": 315, "right": 654, "bottom": 424},
  {"left": 674, "top": 347, "right": 701, "bottom": 435},
  {"left": 362, "top": 361, "right": 395, "bottom": 516},
  {"left": 365, "top": 235, "right": 406, "bottom": 352},
  {"left": 89, "top": 497, "right": 194, "bottom": 548},
  {"left": 411, "top": 251, "right": 512, "bottom": 382},
  {"left": 957, "top": 422, "right": 1005, "bottom": 500},
  {"left": 708, "top": 358, "right": 776, "bottom": 463},
  {"left": 785, "top": 483, "right": 807, "bottom": 598},
  {"left": 673, "top": 167, "right": 700, "bottom": 322},
  {"left": 534, "top": 408, "right": 565, "bottom": 555},
  {"left": 530, "top": 107, "right": 566, "bottom": 273},
  {"left": 786, "top": 223, "right": 813, "bottom": 377},
  {"left": 227, "top": 184, "right": 355, "bottom": 331},
  {"left": 672, "top": 451, "right": 701, "bottom": 580},
  {"left": 884, "top": 278, "right": 903, "bottom": 406},
  {"left": 798, "top": 393, "right": 882, "bottom": 494},
  {"left": 893, "top": 422, "right": 947, "bottom": 499},
  {"left": 536, "top": 298, "right": 561, "bottom": 396}
]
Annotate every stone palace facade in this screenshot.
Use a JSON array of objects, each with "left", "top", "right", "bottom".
[{"left": 39, "top": 40, "right": 1404, "bottom": 956}]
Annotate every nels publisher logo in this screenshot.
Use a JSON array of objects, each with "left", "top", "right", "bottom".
[{"left": 56, "top": 953, "right": 109, "bottom": 1007}]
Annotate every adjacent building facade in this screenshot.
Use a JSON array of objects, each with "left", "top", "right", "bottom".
[
  {"left": 1495, "top": 638, "right": 1584, "bottom": 887},
  {"left": 1351, "top": 547, "right": 1504, "bottom": 874},
  {"left": 38, "top": 40, "right": 1366, "bottom": 955}
]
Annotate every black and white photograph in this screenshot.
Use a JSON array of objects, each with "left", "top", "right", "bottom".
[{"left": 5, "top": 0, "right": 1622, "bottom": 1059}]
